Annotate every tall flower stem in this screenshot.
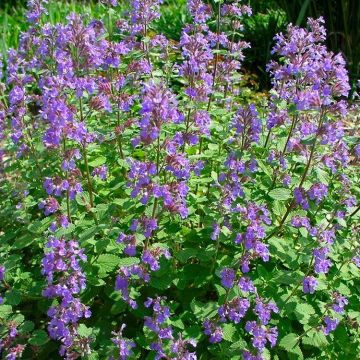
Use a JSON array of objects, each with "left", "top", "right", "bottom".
[
  {"left": 116, "top": 106, "right": 124, "bottom": 160},
  {"left": 270, "top": 113, "right": 298, "bottom": 189},
  {"left": 283, "top": 256, "right": 314, "bottom": 304},
  {"left": 264, "top": 129, "right": 271, "bottom": 148},
  {"left": 82, "top": 144, "right": 94, "bottom": 209},
  {"left": 144, "top": 138, "right": 162, "bottom": 250},
  {"left": 210, "top": 235, "right": 221, "bottom": 273},
  {"left": 79, "top": 98, "right": 95, "bottom": 209},
  {"left": 199, "top": 1, "right": 222, "bottom": 155},
  {"left": 63, "top": 138, "right": 71, "bottom": 223},
  {"left": 349, "top": 204, "right": 360, "bottom": 218},
  {"left": 266, "top": 110, "right": 325, "bottom": 241},
  {"left": 207, "top": 0, "right": 221, "bottom": 112}
]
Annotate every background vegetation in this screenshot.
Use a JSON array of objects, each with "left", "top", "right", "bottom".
[{"left": 1, "top": 0, "right": 359, "bottom": 91}]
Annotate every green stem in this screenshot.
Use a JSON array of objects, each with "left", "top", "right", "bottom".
[
  {"left": 200, "top": 1, "right": 221, "bottom": 157},
  {"left": 211, "top": 234, "right": 221, "bottom": 273},
  {"left": 83, "top": 145, "right": 95, "bottom": 209},
  {"left": 349, "top": 204, "right": 360, "bottom": 218},
  {"left": 284, "top": 256, "right": 314, "bottom": 304},
  {"left": 63, "top": 138, "right": 72, "bottom": 223},
  {"left": 116, "top": 108, "right": 124, "bottom": 160},
  {"left": 270, "top": 113, "right": 298, "bottom": 189},
  {"left": 264, "top": 128, "right": 271, "bottom": 148},
  {"left": 266, "top": 110, "right": 325, "bottom": 241}
]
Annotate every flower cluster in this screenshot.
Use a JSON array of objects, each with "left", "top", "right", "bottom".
[
  {"left": 110, "top": 324, "right": 136, "bottom": 360},
  {"left": 41, "top": 236, "right": 91, "bottom": 358},
  {"left": 0, "top": 323, "right": 26, "bottom": 360},
  {"left": 204, "top": 267, "right": 278, "bottom": 358},
  {"left": 144, "top": 297, "right": 197, "bottom": 359}
]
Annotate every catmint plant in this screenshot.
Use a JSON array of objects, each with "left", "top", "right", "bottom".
[{"left": 0, "top": 0, "right": 358, "bottom": 359}]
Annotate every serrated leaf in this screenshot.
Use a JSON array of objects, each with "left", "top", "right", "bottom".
[
  {"left": 77, "top": 324, "right": 93, "bottom": 337},
  {"left": 5, "top": 289, "right": 21, "bottom": 305},
  {"left": 302, "top": 331, "right": 328, "bottom": 348},
  {"left": 0, "top": 305, "right": 13, "bottom": 318},
  {"left": 230, "top": 338, "right": 247, "bottom": 350},
  {"left": 171, "top": 318, "right": 185, "bottom": 330},
  {"left": 183, "top": 325, "right": 202, "bottom": 340},
  {"left": 29, "top": 330, "right": 49, "bottom": 346},
  {"left": 222, "top": 323, "right": 237, "bottom": 341},
  {"left": 95, "top": 254, "right": 139, "bottom": 273},
  {"left": 150, "top": 272, "right": 173, "bottom": 290},
  {"left": 95, "top": 254, "right": 122, "bottom": 273},
  {"left": 279, "top": 333, "right": 299, "bottom": 351},
  {"left": 191, "top": 300, "right": 218, "bottom": 320},
  {"left": 19, "top": 321, "right": 35, "bottom": 333},
  {"left": 295, "top": 303, "right": 315, "bottom": 318},
  {"left": 110, "top": 300, "right": 127, "bottom": 315},
  {"left": 28, "top": 218, "right": 52, "bottom": 234},
  {"left": 315, "top": 168, "right": 330, "bottom": 185},
  {"left": 13, "top": 234, "right": 37, "bottom": 249},
  {"left": 76, "top": 192, "right": 90, "bottom": 206},
  {"left": 211, "top": 171, "right": 218, "bottom": 182},
  {"left": 118, "top": 257, "right": 140, "bottom": 267},
  {"left": 294, "top": 303, "right": 316, "bottom": 325},
  {"left": 89, "top": 156, "right": 106, "bottom": 167},
  {"left": 269, "top": 188, "right": 292, "bottom": 201},
  {"left": 175, "top": 248, "right": 199, "bottom": 263}
]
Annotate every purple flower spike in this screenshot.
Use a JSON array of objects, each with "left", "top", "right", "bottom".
[
  {"left": 254, "top": 298, "right": 279, "bottom": 325},
  {"left": 0, "top": 265, "right": 5, "bottom": 282},
  {"left": 332, "top": 293, "right": 348, "bottom": 314},
  {"left": 322, "top": 316, "right": 339, "bottom": 335},
  {"left": 220, "top": 268, "right": 236, "bottom": 289},
  {"left": 303, "top": 276, "right": 318, "bottom": 294},
  {"left": 111, "top": 324, "right": 136, "bottom": 360},
  {"left": 203, "top": 319, "right": 223, "bottom": 343}
]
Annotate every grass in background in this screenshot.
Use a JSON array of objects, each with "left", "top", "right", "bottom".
[
  {"left": 2, "top": 0, "right": 356, "bottom": 90},
  {"left": 1, "top": 1, "right": 99, "bottom": 60},
  {"left": 0, "top": 0, "right": 187, "bottom": 61}
]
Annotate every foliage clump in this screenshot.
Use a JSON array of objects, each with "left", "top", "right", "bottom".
[{"left": 0, "top": 1, "right": 359, "bottom": 359}]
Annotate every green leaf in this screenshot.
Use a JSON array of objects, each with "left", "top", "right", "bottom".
[
  {"left": 279, "top": 333, "right": 299, "bottom": 351},
  {"left": 13, "top": 234, "right": 37, "bottom": 249},
  {"left": 89, "top": 156, "right": 106, "bottom": 167},
  {"left": 183, "top": 325, "right": 202, "bottom": 340},
  {"left": 0, "top": 305, "right": 12, "bottom": 318},
  {"left": 5, "top": 289, "right": 21, "bottom": 306},
  {"left": 150, "top": 271, "right": 173, "bottom": 290},
  {"left": 230, "top": 338, "right": 247, "bottom": 351},
  {"left": 19, "top": 321, "right": 35, "bottom": 333},
  {"left": 28, "top": 218, "right": 52, "bottom": 234},
  {"left": 118, "top": 257, "right": 140, "bottom": 267},
  {"left": 110, "top": 300, "right": 127, "bottom": 315},
  {"left": 191, "top": 300, "right": 218, "bottom": 320},
  {"left": 95, "top": 254, "right": 139, "bottom": 273},
  {"left": 273, "top": 200, "right": 286, "bottom": 217},
  {"left": 268, "top": 188, "right": 292, "bottom": 201},
  {"left": 175, "top": 248, "right": 199, "bottom": 263},
  {"left": 95, "top": 254, "right": 122, "bottom": 273},
  {"left": 315, "top": 168, "right": 330, "bottom": 185},
  {"left": 211, "top": 171, "right": 218, "bottom": 182},
  {"left": 171, "top": 318, "right": 185, "bottom": 330},
  {"left": 294, "top": 303, "right": 315, "bottom": 323},
  {"left": 76, "top": 192, "right": 90, "bottom": 206},
  {"left": 222, "top": 323, "right": 237, "bottom": 341},
  {"left": 29, "top": 330, "right": 49, "bottom": 346},
  {"left": 302, "top": 330, "right": 328, "bottom": 348},
  {"left": 77, "top": 324, "right": 93, "bottom": 337}
]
